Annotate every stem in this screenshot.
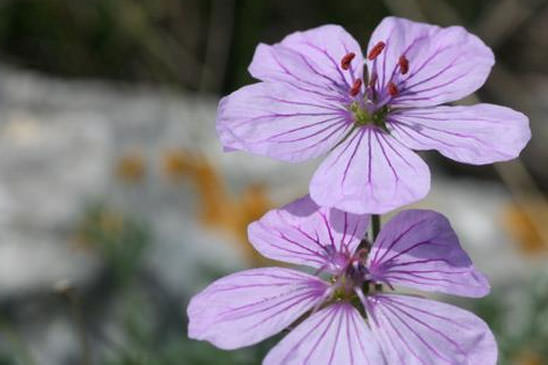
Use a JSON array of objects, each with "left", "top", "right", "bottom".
[
  {"left": 57, "top": 284, "right": 91, "bottom": 365},
  {"left": 371, "top": 214, "right": 381, "bottom": 241}
]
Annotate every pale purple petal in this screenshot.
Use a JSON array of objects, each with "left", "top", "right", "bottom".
[
  {"left": 249, "top": 25, "right": 363, "bottom": 96},
  {"left": 364, "top": 294, "right": 497, "bottom": 365},
  {"left": 368, "top": 210, "right": 489, "bottom": 297},
  {"left": 264, "top": 303, "right": 384, "bottom": 365},
  {"left": 216, "top": 82, "right": 353, "bottom": 162},
  {"left": 389, "top": 104, "right": 531, "bottom": 164},
  {"left": 187, "top": 267, "right": 328, "bottom": 350},
  {"left": 309, "top": 128, "right": 430, "bottom": 214},
  {"left": 248, "top": 195, "right": 369, "bottom": 272},
  {"left": 366, "top": 17, "right": 494, "bottom": 107}
]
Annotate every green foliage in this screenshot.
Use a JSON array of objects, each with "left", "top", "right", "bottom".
[
  {"left": 467, "top": 272, "right": 548, "bottom": 364},
  {"left": 101, "top": 282, "right": 279, "bottom": 365}
]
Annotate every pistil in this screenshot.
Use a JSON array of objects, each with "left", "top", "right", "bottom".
[{"left": 350, "top": 102, "right": 389, "bottom": 132}]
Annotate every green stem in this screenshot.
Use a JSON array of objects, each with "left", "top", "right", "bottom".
[{"left": 371, "top": 214, "right": 381, "bottom": 241}]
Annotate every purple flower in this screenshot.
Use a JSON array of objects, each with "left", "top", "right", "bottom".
[
  {"left": 216, "top": 17, "right": 531, "bottom": 214},
  {"left": 187, "top": 196, "right": 497, "bottom": 364}
]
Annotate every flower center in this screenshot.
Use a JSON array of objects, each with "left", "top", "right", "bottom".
[
  {"left": 339, "top": 41, "right": 410, "bottom": 129},
  {"left": 349, "top": 102, "right": 389, "bottom": 132},
  {"left": 330, "top": 248, "right": 383, "bottom": 302}
]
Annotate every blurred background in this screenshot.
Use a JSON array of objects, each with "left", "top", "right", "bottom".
[{"left": 0, "top": 0, "right": 546, "bottom": 364}]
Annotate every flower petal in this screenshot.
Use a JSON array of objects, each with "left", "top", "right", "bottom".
[
  {"left": 264, "top": 303, "right": 384, "bottom": 365},
  {"left": 389, "top": 104, "right": 531, "bottom": 164},
  {"left": 248, "top": 195, "right": 369, "bottom": 272},
  {"left": 365, "top": 294, "right": 497, "bottom": 365},
  {"left": 366, "top": 17, "right": 494, "bottom": 107},
  {"left": 249, "top": 25, "right": 363, "bottom": 96},
  {"left": 216, "top": 82, "right": 353, "bottom": 162},
  {"left": 368, "top": 209, "right": 489, "bottom": 297},
  {"left": 310, "top": 128, "right": 430, "bottom": 214},
  {"left": 187, "top": 267, "right": 328, "bottom": 350}
]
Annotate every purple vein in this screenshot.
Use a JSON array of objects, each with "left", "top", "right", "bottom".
[
  {"left": 377, "top": 304, "right": 428, "bottom": 365},
  {"left": 220, "top": 290, "right": 315, "bottom": 321},
  {"left": 381, "top": 296, "right": 470, "bottom": 329},
  {"left": 341, "top": 128, "right": 365, "bottom": 186},
  {"left": 371, "top": 217, "right": 430, "bottom": 265},
  {"left": 381, "top": 304, "right": 453, "bottom": 363},
  {"left": 327, "top": 128, "right": 361, "bottom": 169},
  {"left": 243, "top": 293, "right": 320, "bottom": 332},
  {"left": 304, "top": 306, "right": 339, "bottom": 363},
  {"left": 382, "top": 240, "right": 445, "bottom": 266},
  {"left": 267, "top": 120, "right": 344, "bottom": 143},
  {"left": 380, "top": 132, "right": 417, "bottom": 170},
  {"left": 303, "top": 41, "right": 351, "bottom": 89},
  {"left": 319, "top": 211, "right": 336, "bottom": 249},
  {"left": 383, "top": 299, "right": 465, "bottom": 354},
  {"left": 350, "top": 309, "right": 370, "bottom": 365},
  {"left": 328, "top": 305, "right": 345, "bottom": 365},
  {"left": 375, "top": 131, "right": 399, "bottom": 181},
  {"left": 263, "top": 95, "right": 343, "bottom": 112},
  {"left": 281, "top": 306, "right": 333, "bottom": 363}
]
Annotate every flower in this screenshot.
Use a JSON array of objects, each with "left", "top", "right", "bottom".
[
  {"left": 216, "top": 17, "right": 531, "bottom": 214},
  {"left": 187, "top": 195, "right": 497, "bottom": 364}
]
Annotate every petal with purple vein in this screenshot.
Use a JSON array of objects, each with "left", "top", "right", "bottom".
[
  {"left": 216, "top": 82, "right": 352, "bottom": 162},
  {"left": 310, "top": 128, "right": 430, "bottom": 214},
  {"left": 264, "top": 302, "right": 384, "bottom": 365},
  {"left": 250, "top": 24, "right": 363, "bottom": 94},
  {"left": 364, "top": 294, "right": 497, "bottom": 365},
  {"left": 389, "top": 104, "right": 531, "bottom": 165},
  {"left": 248, "top": 195, "right": 369, "bottom": 271},
  {"left": 366, "top": 17, "right": 494, "bottom": 107},
  {"left": 368, "top": 209, "right": 490, "bottom": 297},
  {"left": 187, "top": 267, "right": 328, "bottom": 350}
]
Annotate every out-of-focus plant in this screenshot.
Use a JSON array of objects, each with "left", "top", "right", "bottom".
[
  {"left": 0, "top": 317, "right": 35, "bottom": 365},
  {"left": 74, "top": 203, "right": 150, "bottom": 285},
  {"left": 0, "top": 0, "right": 391, "bottom": 93},
  {"left": 468, "top": 272, "right": 548, "bottom": 365},
  {"left": 101, "top": 273, "right": 278, "bottom": 365}
]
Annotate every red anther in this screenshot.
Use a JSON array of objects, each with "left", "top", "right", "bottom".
[
  {"left": 388, "top": 82, "right": 399, "bottom": 96},
  {"left": 367, "top": 41, "right": 385, "bottom": 60},
  {"left": 340, "top": 52, "right": 356, "bottom": 70},
  {"left": 368, "top": 73, "right": 378, "bottom": 87},
  {"left": 349, "top": 79, "right": 362, "bottom": 97},
  {"left": 398, "top": 55, "right": 409, "bottom": 75}
]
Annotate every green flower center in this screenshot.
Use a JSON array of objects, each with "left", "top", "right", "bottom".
[{"left": 350, "top": 102, "right": 389, "bottom": 132}]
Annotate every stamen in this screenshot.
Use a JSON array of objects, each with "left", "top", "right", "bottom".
[
  {"left": 340, "top": 52, "right": 356, "bottom": 70},
  {"left": 349, "top": 79, "right": 362, "bottom": 97},
  {"left": 367, "top": 41, "right": 385, "bottom": 60},
  {"left": 398, "top": 55, "right": 409, "bottom": 75},
  {"left": 388, "top": 82, "right": 398, "bottom": 96}
]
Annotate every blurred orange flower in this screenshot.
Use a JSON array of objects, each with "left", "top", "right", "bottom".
[
  {"left": 162, "top": 149, "right": 273, "bottom": 265},
  {"left": 504, "top": 202, "right": 548, "bottom": 254},
  {"left": 115, "top": 151, "right": 146, "bottom": 182}
]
